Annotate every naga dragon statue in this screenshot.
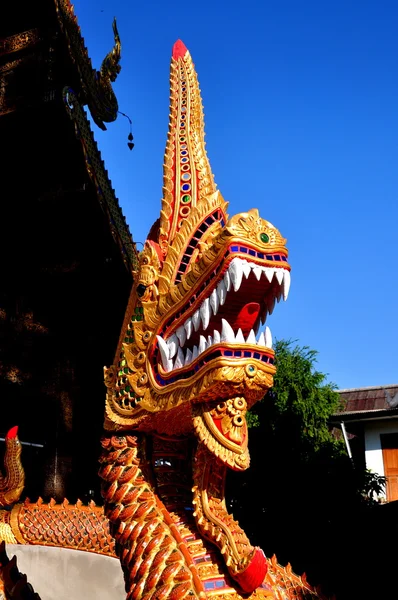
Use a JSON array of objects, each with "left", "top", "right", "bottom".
[
  {"left": 98, "top": 40, "right": 329, "bottom": 600},
  {"left": 0, "top": 41, "right": 333, "bottom": 600}
]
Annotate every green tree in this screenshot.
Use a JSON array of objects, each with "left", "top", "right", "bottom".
[{"left": 248, "top": 339, "right": 344, "bottom": 456}]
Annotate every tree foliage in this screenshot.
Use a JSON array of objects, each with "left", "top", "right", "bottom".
[{"left": 248, "top": 339, "right": 344, "bottom": 455}]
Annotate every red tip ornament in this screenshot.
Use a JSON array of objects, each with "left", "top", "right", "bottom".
[
  {"left": 6, "top": 426, "right": 18, "bottom": 440},
  {"left": 172, "top": 40, "right": 188, "bottom": 60}
]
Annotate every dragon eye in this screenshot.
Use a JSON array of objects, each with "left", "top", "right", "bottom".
[
  {"left": 259, "top": 232, "right": 269, "bottom": 244},
  {"left": 137, "top": 284, "right": 147, "bottom": 298}
]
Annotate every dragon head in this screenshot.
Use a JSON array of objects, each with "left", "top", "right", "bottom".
[{"left": 104, "top": 40, "right": 290, "bottom": 472}]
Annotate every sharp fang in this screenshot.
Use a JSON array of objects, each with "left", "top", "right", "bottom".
[
  {"left": 253, "top": 266, "right": 262, "bottom": 281},
  {"left": 221, "top": 319, "right": 235, "bottom": 343},
  {"left": 167, "top": 334, "right": 179, "bottom": 359},
  {"left": 185, "top": 348, "right": 193, "bottom": 365},
  {"left": 235, "top": 328, "right": 245, "bottom": 343},
  {"left": 275, "top": 269, "right": 284, "bottom": 285},
  {"left": 192, "top": 345, "right": 199, "bottom": 361},
  {"left": 224, "top": 270, "right": 231, "bottom": 292},
  {"left": 174, "top": 347, "right": 185, "bottom": 369},
  {"left": 213, "top": 330, "right": 221, "bottom": 344},
  {"left": 184, "top": 318, "right": 193, "bottom": 340},
  {"left": 192, "top": 310, "right": 201, "bottom": 332},
  {"left": 199, "top": 335, "right": 207, "bottom": 355},
  {"left": 176, "top": 325, "right": 186, "bottom": 347},
  {"left": 157, "top": 335, "right": 173, "bottom": 372},
  {"left": 217, "top": 279, "right": 227, "bottom": 305},
  {"left": 257, "top": 331, "right": 266, "bottom": 346},
  {"left": 210, "top": 288, "right": 219, "bottom": 315},
  {"left": 200, "top": 298, "right": 211, "bottom": 331},
  {"left": 265, "top": 326, "right": 272, "bottom": 348},
  {"left": 283, "top": 270, "right": 291, "bottom": 300},
  {"left": 242, "top": 261, "right": 251, "bottom": 279},
  {"left": 229, "top": 258, "right": 244, "bottom": 292},
  {"left": 208, "top": 335, "right": 213, "bottom": 346},
  {"left": 246, "top": 329, "right": 256, "bottom": 344},
  {"left": 264, "top": 268, "right": 274, "bottom": 283}
]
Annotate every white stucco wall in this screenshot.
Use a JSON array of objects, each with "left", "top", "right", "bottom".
[
  {"left": 5, "top": 545, "right": 125, "bottom": 600},
  {"left": 364, "top": 418, "right": 398, "bottom": 498}
]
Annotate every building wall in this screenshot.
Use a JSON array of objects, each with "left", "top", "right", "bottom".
[{"left": 364, "top": 418, "right": 398, "bottom": 497}]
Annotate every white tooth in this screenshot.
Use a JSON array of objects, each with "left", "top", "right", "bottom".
[
  {"left": 246, "top": 329, "right": 256, "bottom": 344},
  {"left": 282, "top": 270, "right": 291, "bottom": 301},
  {"left": 221, "top": 319, "right": 235, "bottom": 343},
  {"left": 275, "top": 269, "right": 284, "bottom": 285},
  {"left": 157, "top": 335, "right": 173, "bottom": 372},
  {"left": 200, "top": 298, "right": 211, "bottom": 331},
  {"left": 257, "top": 331, "right": 266, "bottom": 346},
  {"left": 242, "top": 261, "right": 251, "bottom": 279},
  {"left": 167, "top": 334, "right": 179, "bottom": 359},
  {"left": 253, "top": 266, "right": 262, "bottom": 281},
  {"left": 265, "top": 326, "right": 273, "bottom": 348},
  {"left": 207, "top": 335, "right": 213, "bottom": 346},
  {"left": 264, "top": 268, "right": 274, "bottom": 283},
  {"left": 192, "top": 345, "right": 199, "bottom": 361},
  {"left": 192, "top": 310, "right": 201, "bottom": 332},
  {"left": 199, "top": 335, "right": 207, "bottom": 354},
  {"left": 229, "top": 258, "right": 244, "bottom": 292},
  {"left": 176, "top": 325, "right": 187, "bottom": 347},
  {"left": 224, "top": 270, "right": 231, "bottom": 292},
  {"left": 217, "top": 279, "right": 227, "bottom": 305},
  {"left": 185, "top": 348, "right": 193, "bottom": 365},
  {"left": 174, "top": 347, "right": 185, "bottom": 369},
  {"left": 213, "top": 330, "right": 221, "bottom": 344},
  {"left": 235, "top": 328, "right": 245, "bottom": 343},
  {"left": 184, "top": 318, "right": 193, "bottom": 340},
  {"left": 210, "top": 288, "right": 219, "bottom": 315}
]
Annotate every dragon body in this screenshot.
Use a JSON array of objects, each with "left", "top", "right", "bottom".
[{"left": 0, "top": 432, "right": 328, "bottom": 599}]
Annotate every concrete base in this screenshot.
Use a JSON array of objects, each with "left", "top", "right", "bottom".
[{"left": 5, "top": 545, "right": 125, "bottom": 599}]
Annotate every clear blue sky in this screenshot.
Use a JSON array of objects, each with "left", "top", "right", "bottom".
[{"left": 73, "top": 0, "right": 398, "bottom": 390}]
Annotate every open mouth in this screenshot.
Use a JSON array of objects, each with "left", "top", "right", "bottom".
[{"left": 153, "top": 250, "right": 290, "bottom": 383}]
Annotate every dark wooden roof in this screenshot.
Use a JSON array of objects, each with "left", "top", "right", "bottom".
[{"left": 334, "top": 384, "right": 398, "bottom": 420}]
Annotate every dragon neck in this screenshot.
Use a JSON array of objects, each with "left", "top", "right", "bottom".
[{"left": 0, "top": 429, "right": 24, "bottom": 508}]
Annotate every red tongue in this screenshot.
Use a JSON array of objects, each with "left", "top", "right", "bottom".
[{"left": 231, "top": 303, "right": 260, "bottom": 337}]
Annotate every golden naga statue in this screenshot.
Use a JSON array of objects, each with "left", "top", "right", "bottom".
[{"left": 99, "top": 40, "right": 328, "bottom": 600}]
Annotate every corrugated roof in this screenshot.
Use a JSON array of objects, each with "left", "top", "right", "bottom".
[{"left": 335, "top": 384, "right": 398, "bottom": 416}]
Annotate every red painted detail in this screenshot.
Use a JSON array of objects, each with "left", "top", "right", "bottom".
[
  {"left": 211, "top": 414, "right": 247, "bottom": 446},
  {"left": 232, "top": 548, "right": 268, "bottom": 594},
  {"left": 233, "top": 303, "right": 260, "bottom": 337},
  {"left": 172, "top": 40, "right": 188, "bottom": 60},
  {"left": 6, "top": 426, "right": 18, "bottom": 440}
]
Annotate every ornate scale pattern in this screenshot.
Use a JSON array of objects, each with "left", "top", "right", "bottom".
[
  {"left": 14, "top": 499, "right": 115, "bottom": 556},
  {"left": 99, "top": 434, "right": 205, "bottom": 600}
]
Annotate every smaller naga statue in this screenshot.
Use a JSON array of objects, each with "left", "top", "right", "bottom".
[{"left": 99, "top": 40, "right": 330, "bottom": 600}]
